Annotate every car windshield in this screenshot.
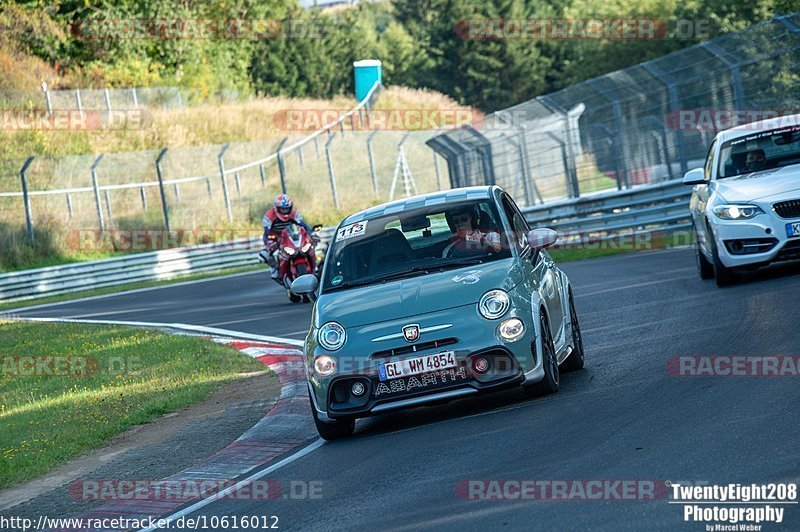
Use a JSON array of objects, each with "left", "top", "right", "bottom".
[
  {"left": 321, "top": 199, "right": 512, "bottom": 292},
  {"left": 718, "top": 124, "right": 800, "bottom": 178}
]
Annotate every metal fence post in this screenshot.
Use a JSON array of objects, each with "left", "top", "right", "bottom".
[
  {"left": 325, "top": 133, "right": 340, "bottom": 210},
  {"left": 297, "top": 144, "right": 305, "bottom": 167},
  {"left": 366, "top": 130, "right": 380, "bottom": 197},
  {"left": 20, "top": 157, "right": 35, "bottom": 244},
  {"left": 276, "top": 137, "right": 289, "bottom": 194},
  {"left": 259, "top": 163, "right": 266, "bottom": 188},
  {"left": 104, "top": 88, "right": 112, "bottom": 116},
  {"left": 642, "top": 62, "right": 688, "bottom": 176},
  {"left": 646, "top": 116, "right": 673, "bottom": 180},
  {"left": 140, "top": 187, "right": 147, "bottom": 210},
  {"left": 206, "top": 178, "right": 212, "bottom": 198},
  {"left": 314, "top": 136, "right": 321, "bottom": 158},
  {"left": 433, "top": 152, "right": 442, "bottom": 191},
  {"left": 104, "top": 190, "right": 113, "bottom": 219},
  {"left": 90, "top": 154, "right": 105, "bottom": 232},
  {"left": 155, "top": 148, "right": 171, "bottom": 231},
  {"left": 66, "top": 193, "right": 74, "bottom": 218},
  {"left": 41, "top": 83, "right": 52, "bottom": 118},
  {"left": 234, "top": 172, "right": 242, "bottom": 196},
  {"left": 75, "top": 89, "right": 83, "bottom": 120},
  {"left": 131, "top": 88, "right": 139, "bottom": 108},
  {"left": 217, "top": 144, "right": 233, "bottom": 223}
]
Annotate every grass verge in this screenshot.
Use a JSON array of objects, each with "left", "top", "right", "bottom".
[{"left": 0, "top": 321, "right": 267, "bottom": 489}]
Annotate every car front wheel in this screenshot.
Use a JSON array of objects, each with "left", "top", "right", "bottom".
[
  {"left": 309, "top": 394, "right": 355, "bottom": 440},
  {"left": 694, "top": 226, "right": 714, "bottom": 280},
  {"left": 560, "top": 289, "right": 584, "bottom": 372},
  {"left": 709, "top": 229, "right": 739, "bottom": 287},
  {"left": 523, "top": 313, "right": 560, "bottom": 397}
]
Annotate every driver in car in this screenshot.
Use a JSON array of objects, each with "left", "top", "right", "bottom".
[
  {"left": 745, "top": 148, "right": 767, "bottom": 172},
  {"left": 442, "top": 205, "right": 502, "bottom": 257}
]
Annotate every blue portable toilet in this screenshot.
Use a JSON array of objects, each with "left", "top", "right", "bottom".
[{"left": 353, "top": 59, "right": 382, "bottom": 102}]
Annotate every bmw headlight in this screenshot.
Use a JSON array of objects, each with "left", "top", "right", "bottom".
[
  {"left": 478, "top": 290, "right": 510, "bottom": 320},
  {"left": 713, "top": 204, "right": 764, "bottom": 220},
  {"left": 318, "top": 322, "right": 346, "bottom": 351},
  {"left": 314, "top": 355, "right": 336, "bottom": 376}
]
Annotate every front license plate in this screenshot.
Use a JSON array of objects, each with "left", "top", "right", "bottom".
[
  {"left": 378, "top": 351, "right": 456, "bottom": 381},
  {"left": 786, "top": 222, "right": 800, "bottom": 238}
]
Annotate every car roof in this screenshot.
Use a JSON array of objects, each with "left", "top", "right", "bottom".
[
  {"left": 716, "top": 112, "right": 800, "bottom": 144},
  {"left": 341, "top": 186, "right": 499, "bottom": 224}
]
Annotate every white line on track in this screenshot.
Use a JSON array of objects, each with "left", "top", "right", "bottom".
[
  {"left": 8, "top": 317, "right": 305, "bottom": 347},
  {"left": 137, "top": 439, "right": 325, "bottom": 532}
]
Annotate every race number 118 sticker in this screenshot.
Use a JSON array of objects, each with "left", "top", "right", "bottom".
[{"left": 336, "top": 220, "right": 368, "bottom": 241}]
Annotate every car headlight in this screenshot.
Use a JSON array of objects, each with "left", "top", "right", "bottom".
[
  {"left": 497, "top": 318, "right": 525, "bottom": 342},
  {"left": 301, "top": 243, "right": 313, "bottom": 253},
  {"left": 478, "top": 290, "right": 510, "bottom": 320},
  {"left": 712, "top": 204, "right": 764, "bottom": 220},
  {"left": 314, "top": 355, "right": 336, "bottom": 376},
  {"left": 283, "top": 246, "right": 297, "bottom": 255},
  {"left": 318, "top": 322, "right": 346, "bottom": 351}
]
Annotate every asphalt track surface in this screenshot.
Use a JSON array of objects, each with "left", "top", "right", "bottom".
[{"left": 9, "top": 249, "right": 800, "bottom": 530}]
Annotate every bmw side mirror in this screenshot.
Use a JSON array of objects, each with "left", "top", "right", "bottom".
[
  {"left": 527, "top": 228, "right": 558, "bottom": 251},
  {"left": 291, "top": 274, "right": 319, "bottom": 301},
  {"left": 682, "top": 168, "right": 706, "bottom": 186}
]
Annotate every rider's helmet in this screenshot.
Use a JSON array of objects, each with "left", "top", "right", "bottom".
[{"left": 274, "top": 194, "right": 293, "bottom": 221}]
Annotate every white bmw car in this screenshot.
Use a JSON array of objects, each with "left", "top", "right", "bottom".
[{"left": 684, "top": 114, "right": 800, "bottom": 286}]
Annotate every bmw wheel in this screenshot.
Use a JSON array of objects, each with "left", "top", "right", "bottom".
[
  {"left": 709, "top": 229, "right": 739, "bottom": 287},
  {"left": 694, "top": 226, "right": 714, "bottom": 280}
]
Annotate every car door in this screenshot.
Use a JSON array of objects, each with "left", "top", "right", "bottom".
[{"left": 501, "top": 193, "right": 565, "bottom": 340}]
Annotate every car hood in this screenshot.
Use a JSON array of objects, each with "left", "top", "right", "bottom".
[
  {"left": 715, "top": 165, "right": 800, "bottom": 202},
  {"left": 315, "top": 258, "right": 520, "bottom": 328}
]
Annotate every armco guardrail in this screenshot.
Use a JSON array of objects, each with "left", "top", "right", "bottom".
[
  {"left": 0, "top": 227, "right": 335, "bottom": 304},
  {"left": 522, "top": 178, "right": 693, "bottom": 240}
]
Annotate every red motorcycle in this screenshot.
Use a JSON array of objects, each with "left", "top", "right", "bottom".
[{"left": 275, "top": 224, "right": 318, "bottom": 303}]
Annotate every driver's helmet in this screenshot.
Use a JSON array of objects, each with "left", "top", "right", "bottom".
[{"left": 274, "top": 194, "right": 293, "bottom": 221}]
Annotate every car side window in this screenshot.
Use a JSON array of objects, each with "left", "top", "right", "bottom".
[
  {"left": 704, "top": 139, "right": 717, "bottom": 181},
  {"left": 501, "top": 195, "right": 530, "bottom": 252}
]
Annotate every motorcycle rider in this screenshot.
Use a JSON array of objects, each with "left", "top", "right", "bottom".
[{"left": 258, "top": 194, "right": 313, "bottom": 282}]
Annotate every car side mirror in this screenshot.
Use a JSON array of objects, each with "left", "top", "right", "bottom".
[
  {"left": 291, "top": 274, "right": 319, "bottom": 301},
  {"left": 527, "top": 228, "right": 558, "bottom": 251},
  {"left": 682, "top": 168, "right": 706, "bottom": 186}
]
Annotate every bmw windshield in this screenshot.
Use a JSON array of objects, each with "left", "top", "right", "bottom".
[
  {"left": 321, "top": 200, "right": 512, "bottom": 292},
  {"left": 718, "top": 124, "right": 800, "bottom": 178}
]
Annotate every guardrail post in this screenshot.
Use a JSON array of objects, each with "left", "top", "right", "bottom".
[
  {"left": 325, "top": 133, "right": 340, "bottom": 210},
  {"left": 90, "top": 154, "right": 105, "bottom": 232},
  {"left": 217, "top": 143, "right": 233, "bottom": 223},
  {"left": 66, "top": 193, "right": 74, "bottom": 218},
  {"left": 259, "top": 163, "right": 266, "bottom": 188},
  {"left": 41, "top": 83, "right": 52, "bottom": 118},
  {"left": 19, "top": 157, "right": 35, "bottom": 244},
  {"left": 276, "top": 137, "right": 288, "bottom": 195},
  {"left": 155, "top": 148, "right": 171, "bottom": 231},
  {"left": 367, "top": 130, "right": 380, "bottom": 197}
]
